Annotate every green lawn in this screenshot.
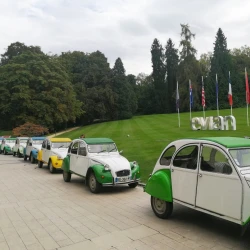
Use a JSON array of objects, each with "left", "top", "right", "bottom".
[
  {"left": 58, "top": 108, "right": 250, "bottom": 183},
  {"left": 0, "top": 131, "right": 12, "bottom": 136}
]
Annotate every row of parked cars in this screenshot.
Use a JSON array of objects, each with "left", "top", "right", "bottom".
[
  {"left": 0, "top": 135, "right": 250, "bottom": 234},
  {"left": 0, "top": 136, "right": 140, "bottom": 193}
]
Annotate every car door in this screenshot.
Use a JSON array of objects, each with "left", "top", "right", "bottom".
[
  {"left": 171, "top": 144, "right": 199, "bottom": 206},
  {"left": 26, "top": 139, "right": 31, "bottom": 156},
  {"left": 75, "top": 141, "right": 89, "bottom": 177},
  {"left": 69, "top": 141, "right": 79, "bottom": 173},
  {"left": 41, "top": 140, "right": 48, "bottom": 163},
  {"left": 196, "top": 144, "right": 242, "bottom": 220}
]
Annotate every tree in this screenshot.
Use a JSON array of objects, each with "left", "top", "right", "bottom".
[
  {"left": 13, "top": 122, "right": 48, "bottom": 136},
  {"left": 0, "top": 49, "right": 83, "bottom": 130},
  {"left": 151, "top": 38, "right": 167, "bottom": 113},
  {"left": 111, "top": 58, "right": 136, "bottom": 119},
  {"left": 165, "top": 38, "right": 179, "bottom": 112},
  {"left": 178, "top": 24, "right": 201, "bottom": 111},
  {"left": 206, "top": 28, "right": 232, "bottom": 109}
]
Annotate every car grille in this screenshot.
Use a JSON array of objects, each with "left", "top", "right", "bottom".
[{"left": 116, "top": 170, "right": 130, "bottom": 177}]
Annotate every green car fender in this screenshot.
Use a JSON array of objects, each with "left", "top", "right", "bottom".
[
  {"left": 90, "top": 165, "right": 113, "bottom": 184},
  {"left": 144, "top": 169, "right": 173, "bottom": 202},
  {"left": 62, "top": 155, "right": 71, "bottom": 172},
  {"left": 130, "top": 163, "right": 140, "bottom": 179}
]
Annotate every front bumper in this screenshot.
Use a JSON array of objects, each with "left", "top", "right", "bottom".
[{"left": 102, "top": 178, "right": 140, "bottom": 186}]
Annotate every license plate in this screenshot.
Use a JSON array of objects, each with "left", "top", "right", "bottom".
[{"left": 115, "top": 176, "right": 130, "bottom": 183}]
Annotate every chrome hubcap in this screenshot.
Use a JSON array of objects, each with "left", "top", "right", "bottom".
[
  {"left": 89, "top": 175, "right": 96, "bottom": 190},
  {"left": 153, "top": 198, "right": 166, "bottom": 214}
]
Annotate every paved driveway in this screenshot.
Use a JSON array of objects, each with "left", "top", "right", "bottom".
[{"left": 0, "top": 155, "right": 249, "bottom": 250}]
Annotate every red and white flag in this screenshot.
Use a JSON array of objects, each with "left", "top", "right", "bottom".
[
  {"left": 228, "top": 71, "right": 233, "bottom": 106},
  {"left": 201, "top": 77, "right": 205, "bottom": 107}
]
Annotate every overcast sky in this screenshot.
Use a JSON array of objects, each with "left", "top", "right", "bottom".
[{"left": 1, "top": 0, "right": 250, "bottom": 76}]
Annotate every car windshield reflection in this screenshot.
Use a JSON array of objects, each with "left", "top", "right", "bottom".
[
  {"left": 229, "top": 148, "right": 250, "bottom": 168},
  {"left": 87, "top": 143, "right": 117, "bottom": 153},
  {"left": 33, "top": 140, "right": 43, "bottom": 145}
]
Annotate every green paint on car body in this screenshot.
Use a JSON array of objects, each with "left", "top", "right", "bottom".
[
  {"left": 91, "top": 165, "right": 113, "bottom": 184},
  {"left": 62, "top": 155, "right": 70, "bottom": 172},
  {"left": 242, "top": 216, "right": 250, "bottom": 226},
  {"left": 144, "top": 169, "right": 172, "bottom": 202}
]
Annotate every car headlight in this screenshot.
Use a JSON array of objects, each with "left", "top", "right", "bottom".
[
  {"left": 133, "top": 161, "right": 137, "bottom": 166},
  {"left": 104, "top": 164, "right": 110, "bottom": 171},
  {"left": 57, "top": 156, "right": 63, "bottom": 160}
]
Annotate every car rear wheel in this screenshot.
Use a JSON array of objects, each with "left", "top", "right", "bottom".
[
  {"left": 3, "top": 149, "right": 7, "bottom": 155},
  {"left": 24, "top": 155, "right": 27, "bottom": 161},
  {"left": 88, "top": 172, "right": 101, "bottom": 193},
  {"left": 49, "top": 160, "right": 55, "bottom": 173},
  {"left": 13, "top": 152, "right": 16, "bottom": 156},
  {"left": 63, "top": 170, "right": 71, "bottom": 182},
  {"left": 38, "top": 160, "right": 43, "bottom": 168},
  {"left": 151, "top": 196, "right": 173, "bottom": 219},
  {"left": 128, "top": 182, "right": 138, "bottom": 188},
  {"left": 17, "top": 150, "right": 22, "bottom": 158}
]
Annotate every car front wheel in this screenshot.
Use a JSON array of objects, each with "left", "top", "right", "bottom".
[
  {"left": 24, "top": 155, "right": 27, "bottom": 161},
  {"left": 30, "top": 154, "right": 35, "bottom": 164},
  {"left": 48, "top": 160, "right": 55, "bottom": 173},
  {"left": 88, "top": 172, "right": 101, "bottom": 193},
  {"left": 151, "top": 196, "right": 173, "bottom": 219},
  {"left": 17, "top": 150, "right": 22, "bottom": 158},
  {"left": 13, "top": 152, "right": 16, "bottom": 157},
  {"left": 128, "top": 182, "right": 138, "bottom": 188},
  {"left": 3, "top": 149, "right": 7, "bottom": 155},
  {"left": 63, "top": 170, "right": 71, "bottom": 182}
]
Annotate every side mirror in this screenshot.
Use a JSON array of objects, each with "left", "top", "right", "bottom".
[
  {"left": 119, "top": 150, "right": 123, "bottom": 154},
  {"left": 29, "top": 143, "right": 32, "bottom": 146}
]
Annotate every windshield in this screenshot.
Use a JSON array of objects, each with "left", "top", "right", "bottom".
[
  {"left": 32, "top": 140, "right": 43, "bottom": 145},
  {"left": 229, "top": 148, "right": 250, "bottom": 168},
  {"left": 51, "top": 142, "right": 71, "bottom": 148},
  {"left": 87, "top": 143, "right": 117, "bottom": 153},
  {"left": 20, "top": 139, "right": 27, "bottom": 143},
  {"left": 6, "top": 140, "right": 15, "bottom": 143}
]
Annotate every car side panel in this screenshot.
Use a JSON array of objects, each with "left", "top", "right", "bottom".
[
  {"left": 144, "top": 169, "right": 173, "bottom": 202},
  {"left": 37, "top": 150, "right": 43, "bottom": 162}
]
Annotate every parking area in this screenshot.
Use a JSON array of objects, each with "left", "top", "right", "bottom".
[{"left": 0, "top": 155, "right": 249, "bottom": 250}]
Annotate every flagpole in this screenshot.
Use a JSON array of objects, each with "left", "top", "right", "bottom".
[
  {"left": 246, "top": 67, "right": 249, "bottom": 126},
  {"left": 189, "top": 80, "right": 192, "bottom": 122},
  {"left": 216, "top": 74, "right": 219, "bottom": 116}
]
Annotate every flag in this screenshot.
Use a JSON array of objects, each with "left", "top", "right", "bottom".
[
  {"left": 228, "top": 72, "right": 233, "bottom": 106},
  {"left": 176, "top": 81, "right": 179, "bottom": 110},
  {"left": 201, "top": 77, "right": 205, "bottom": 107},
  {"left": 189, "top": 80, "right": 193, "bottom": 107},
  {"left": 245, "top": 68, "right": 250, "bottom": 104}
]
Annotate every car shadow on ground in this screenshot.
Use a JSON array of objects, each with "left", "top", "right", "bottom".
[{"left": 168, "top": 204, "right": 250, "bottom": 245}]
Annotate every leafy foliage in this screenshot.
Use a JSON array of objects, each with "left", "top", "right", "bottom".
[{"left": 12, "top": 122, "right": 48, "bottom": 136}]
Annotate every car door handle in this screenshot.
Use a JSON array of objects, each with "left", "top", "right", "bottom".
[{"left": 198, "top": 173, "right": 202, "bottom": 177}]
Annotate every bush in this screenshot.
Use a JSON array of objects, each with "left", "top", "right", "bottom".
[{"left": 13, "top": 122, "right": 49, "bottom": 137}]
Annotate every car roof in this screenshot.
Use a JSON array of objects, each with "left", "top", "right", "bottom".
[
  {"left": 31, "top": 137, "right": 46, "bottom": 140},
  {"left": 50, "top": 138, "right": 71, "bottom": 142},
  {"left": 6, "top": 138, "right": 16, "bottom": 140},
  {"left": 83, "top": 138, "right": 114, "bottom": 144},
  {"left": 17, "top": 137, "right": 29, "bottom": 139},
  {"left": 196, "top": 137, "right": 250, "bottom": 148}
]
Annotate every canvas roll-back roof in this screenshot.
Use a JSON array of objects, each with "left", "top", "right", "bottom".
[
  {"left": 197, "top": 137, "right": 250, "bottom": 148},
  {"left": 31, "top": 137, "right": 46, "bottom": 140},
  {"left": 50, "top": 138, "right": 71, "bottom": 142},
  {"left": 83, "top": 138, "right": 114, "bottom": 144}
]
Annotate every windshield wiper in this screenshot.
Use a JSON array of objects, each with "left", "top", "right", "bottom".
[
  {"left": 108, "top": 148, "right": 116, "bottom": 153},
  {"left": 98, "top": 150, "right": 106, "bottom": 153}
]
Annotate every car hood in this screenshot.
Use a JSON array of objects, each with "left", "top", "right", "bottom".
[
  {"left": 90, "top": 154, "right": 130, "bottom": 171},
  {"left": 51, "top": 148, "right": 68, "bottom": 158}
]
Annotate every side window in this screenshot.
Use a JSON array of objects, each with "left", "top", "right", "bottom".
[
  {"left": 71, "top": 142, "right": 79, "bottom": 154},
  {"left": 47, "top": 141, "right": 51, "bottom": 150},
  {"left": 78, "top": 141, "right": 87, "bottom": 156},
  {"left": 201, "top": 146, "right": 232, "bottom": 175},
  {"left": 42, "top": 140, "right": 46, "bottom": 149},
  {"left": 160, "top": 146, "right": 176, "bottom": 166},
  {"left": 68, "top": 142, "right": 73, "bottom": 153},
  {"left": 173, "top": 145, "right": 198, "bottom": 170}
]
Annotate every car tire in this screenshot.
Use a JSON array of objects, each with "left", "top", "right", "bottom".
[
  {"left": 128, "top": 182, "right": 138, "bottom": 188},
  {"left": 24, "top": 155, "right": 27, "bottom": 161},
  {"left": 151, "top": 196, "right": 173, "bottom": 219},
  {"left": 49, "top": 160, "right": 55, "bottom": 173},
  {"left": 17, "top": 150, "right": 22, "bottom": 158},
  {"left": 3, "top": 149, "right": 7, "bottom": 155},
  {"left": 30, "top": 154, "right": 35, "bottom": 164},
  {"left": 13, "top": 152, "right": 16, "bottom": 157},
  {"left": 88, "top": 172, "right": 101, "bottom": 193},
  {"left": 63, "top": 170, "right": 71, "bottom": 182},
  {"left": 38, "top": 160, "right": 43, "bottom": 168}
]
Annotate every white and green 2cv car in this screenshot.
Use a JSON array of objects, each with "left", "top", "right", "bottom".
[
  {"left": 145, "top": 137, "right": 250, "bottom": 233},
  {"left": 62, "top": 138, "right": 140, "bottom": 193}
]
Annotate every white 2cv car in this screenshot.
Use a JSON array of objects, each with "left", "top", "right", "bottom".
[
  {"left": 144, "top": 137, "right": 250, "bottom": 234},
  {"left": 62, "top": 138, "right": 140, "bottom": 193}
]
